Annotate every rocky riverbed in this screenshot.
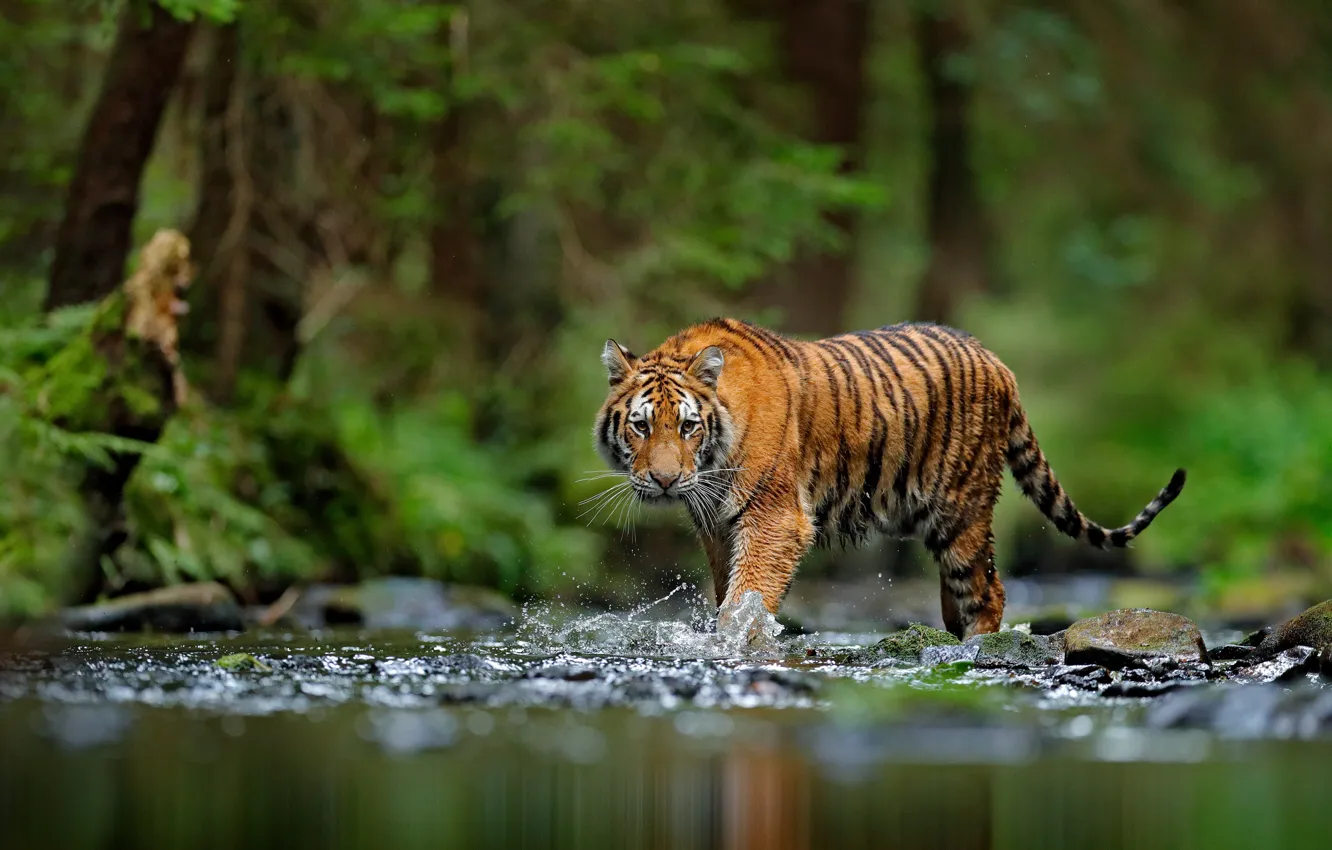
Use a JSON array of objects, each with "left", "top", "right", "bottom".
[{"left": 3, "top": 579, "right": 1331, "bottom": 850}]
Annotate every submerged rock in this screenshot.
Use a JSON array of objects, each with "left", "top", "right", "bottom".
[
  {"left": 1258, "top": 600, "right": 1332, "bottom": 657},
  {"left": 1050, "top": 664, "right": 1114, "bottom": 691},
  {"left": 216, "top": 653, "right": 272, "bottom": 673},
  {"left": 294, "top": 578, "right": 518, "bottom": 632},
  {"left": 59, "top": 582, "right": 244, "bottom": 634},
  {"left": 1231, "top": 646, "right": 1324, "bottom": 684},
  {"left": 968, "top": 630, "right": 1061, "bottom": 669},
  {"left": 843, "top": 623, "right": 960, "bottom": 665},
  {"left": 1101, "top": 679, "right": 1195, "bottom": 698},
  {"left": 1208, "top": 644, "right": 1258, "bottom": 662},
  {"left": 921, "top": 644, "right": 980, "bottom": 667},
  {"left": 1063, "top": 608, "right": 1207, "bottom": 669}
]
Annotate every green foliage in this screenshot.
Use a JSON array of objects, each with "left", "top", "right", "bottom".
[{"left": 4, "top": 0, "right": 1332, "bottom": 619}]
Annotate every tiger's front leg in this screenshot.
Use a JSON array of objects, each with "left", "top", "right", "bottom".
[
  {"left": 715, "top": 497, "right": 814, "bottom": 631},
  {"left": 696, "top": 526, "right": 733, "bottom": 608}
]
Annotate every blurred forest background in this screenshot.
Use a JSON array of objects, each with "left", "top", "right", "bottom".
[{"left": 2, "top": 0, "right": 1331, "bottom": 621}]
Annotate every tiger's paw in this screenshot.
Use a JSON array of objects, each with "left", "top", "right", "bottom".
[{"left": 716, "top": 590, "right": 784, "bottom": 651}]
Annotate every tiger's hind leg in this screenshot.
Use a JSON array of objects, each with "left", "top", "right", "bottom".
[{"left": 929, "top": 517, "right": 1006, "bottom": 639}]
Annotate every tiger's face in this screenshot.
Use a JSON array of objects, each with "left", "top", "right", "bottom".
[{"left": 594, "top": 339, "right": 734, "bottom": 503}]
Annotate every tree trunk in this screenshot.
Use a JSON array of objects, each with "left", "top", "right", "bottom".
[
  {"left": 43, "top": 2, "right": 195, "bottom": 311},
  {"left": 429, "top": 10, "right": 484, "bottom": 332},
  {"left": 184, "top": 22, "right": 252, "bottom": 402},
  {"left": 914, "top": 3, "right": 991, "bottom": 325},
  {"left": 732, "top": 0, "right": 870, "bottom": 337},
  {"left": 56, "top": 230, "right": 197, "bottom": 603}
]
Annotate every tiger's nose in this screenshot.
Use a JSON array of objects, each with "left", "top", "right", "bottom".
[{"left": 650, "top": 471, "right": 679, "bottom": 490}]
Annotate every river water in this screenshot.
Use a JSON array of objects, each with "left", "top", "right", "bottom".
[{"left": 1, "top": 587, "right": 1329, "bottom": 849}]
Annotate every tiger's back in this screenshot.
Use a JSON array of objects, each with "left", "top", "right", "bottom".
[{"left": 594, "top": 317, "right": 1185, "bottom": 638}]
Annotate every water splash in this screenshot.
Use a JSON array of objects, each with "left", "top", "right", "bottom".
[
  {"left": 510, "top": 584, "right": 788, "bottom": 660},
  {"left": 715, "top": 590, "right": 784, "bottom": 654}
]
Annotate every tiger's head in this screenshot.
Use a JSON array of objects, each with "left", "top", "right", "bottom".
[{"left": 593, "top": 339, "right": 735, "bottom": 504}]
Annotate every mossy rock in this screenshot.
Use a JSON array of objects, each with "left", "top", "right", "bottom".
[
  {"left": 969, "top": 630, "right": 1061, "bottom": 669},
  {"left": 841, "top": 623, "right": 959, "bottom": 665},
  {"left": 216, "top": 653, "right": 272, "bottom": 673},
  {"left": 1063, "top": 608, "right": 1207, "bottom": 669},
  {"left": 1259, "top": 600, "right": 1332, "bottom": 657}
]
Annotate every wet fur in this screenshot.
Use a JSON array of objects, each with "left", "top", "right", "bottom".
[{"left": 593, "top": 318, "right": 1186, "bottom": 639}]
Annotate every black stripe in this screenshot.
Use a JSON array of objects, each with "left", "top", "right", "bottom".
[
  {"left": 743, "top": 319, "right": 802, "bottom": 364},
  {"left": 944, "top": 561, "right": 973, "bottom": 580},
  {"left": 1010, "top": 449, "right": 1040, "bottom": 481},
  {"left": 1085, "top": 525, "right": 1105, "bottom": 547},
  {"left": 860, "top": 420, "right": 886, "bottom": 520},
  {"left": 852, "top": 331, "right": 902, "bottom": 415},
  {"left": 814, "top": 494, "right": 835, "bottom": 540},
  {"left": 925, "top": 517, "right": 964, "bottom": 552},
  {"left": 955, "top": 368, "right": 993, "bottom": 485},
  {"left": 880, "top": 331, "right": 936, "bottom": 492},
  {"left": 724, "top": 319, "right": 796, "bottom": 365},
  {"left": 815, "top": 347, "right": 843, "bottom": 439},
  {"left": 1036, "top": 477, "right": 1059, "bottom": 516},
  {"left": 915, "top": 331, "right": 957, "bottom": 497},
  {"left": 861, "top": 331, "right": 919, "bottom": 498},
  {"left": 1053, "top": 497, "right": 1081, "bottom": 536},
  {"left": 822, "top": 339, "right": 864, "bottom": 427}
]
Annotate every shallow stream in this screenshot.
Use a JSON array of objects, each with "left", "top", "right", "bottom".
[{"left": 2, "top": 586, "right": 1329, "bottom": 849}]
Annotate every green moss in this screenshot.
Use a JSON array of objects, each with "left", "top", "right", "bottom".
[
  {"left": 840, "top": 623, "right": 959, "bottom": 665},
  {"left": 973, "top": 630, "right": 1059, "bottom": 667},
  {"left": 20, "top": 291, "right": 168, "bottom": 434},
  {"left": 217, "top": 653, "right": 272, "bottom": 673},
  {"left": 1261, "top": 600, "right": 1332, "bottom": 655}
]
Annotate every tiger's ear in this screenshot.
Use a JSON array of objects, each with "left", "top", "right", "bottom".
[
  {"left": 688, "top": 346, "right": 725, "bottom": 388},
  {"left": 601, "top": 339, "right": 636, "bottom": 386}
]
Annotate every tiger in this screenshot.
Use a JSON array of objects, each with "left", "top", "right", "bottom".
[{"left": 592, "top": 317, "right": 1186, "bottom": 639}]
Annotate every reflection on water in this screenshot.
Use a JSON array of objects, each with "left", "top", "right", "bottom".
[
  {"left": 1, "top": 596, "right": 1329, "bottom": 849},
  {"left": 4, "top": 702, "right": 1330, "bottom": 850}
]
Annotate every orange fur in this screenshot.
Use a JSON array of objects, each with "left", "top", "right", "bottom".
[{"left": 594, "top": 318, "right": 1186, "bottom": 638}]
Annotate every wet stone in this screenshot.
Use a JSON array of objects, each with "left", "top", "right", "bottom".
[
  {"left": 522, "top": 664, "right": 599, "bottom": 682},
  {"left": 1208, "top": 644, "right": 1258, "bottom": 662},
  {"left": 842, "top": 623, "right": 959, "bottom": 665},
  {"left": 1102, "top": 679, "right": 1195, "bottom": 699},
  {"left": 1063, "top": 608, "right": 1207, "bottom": 669},
  {"left": 1258, "top": 600, "right": 1332, "bottom": 658},
  {"left": 1145, "top": 683, "right": 1332, "bottom": 739},
  {"left": 1240, "top": 627, "right": 1272, "bottom": 648},
  {"left": 1232, "top": 646, "right": 1323, "bottom": 684},
  {"left": 1050, "top": 665, "right": 1113, "bottom": 691},
  {"left": 968, "top": 631, "right": 1060, "bottom": 669},
  {"left": 660, "top": 677, "right": 702, "bottom": 700},
  {"left": 921, "top": 644, "right": 979, "bottom": 667},
  {"left": 745, "top": 669, "right": 821, "bottom": 695}
]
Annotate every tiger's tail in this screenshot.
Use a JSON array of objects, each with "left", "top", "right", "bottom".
[{"left": 1004, "top": 404, "right": 1185, "bottom": 549}]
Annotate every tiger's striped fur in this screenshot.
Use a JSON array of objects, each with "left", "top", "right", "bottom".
[{"left": 593, "top": 318, "right": 1186, "bottom": 639}]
